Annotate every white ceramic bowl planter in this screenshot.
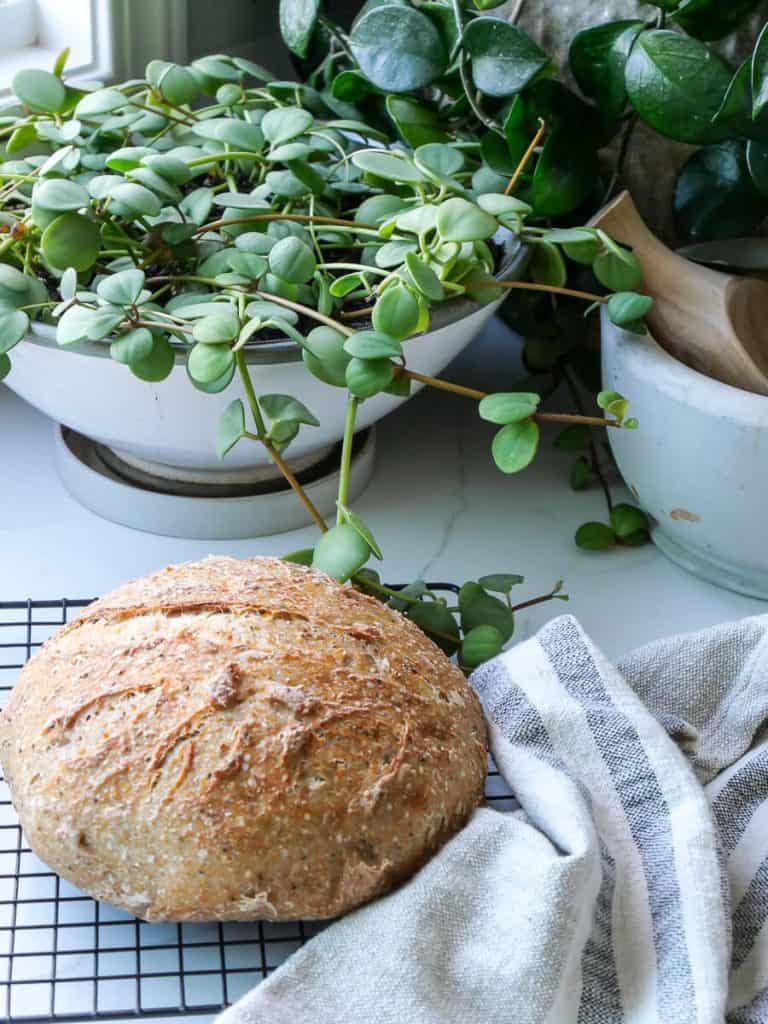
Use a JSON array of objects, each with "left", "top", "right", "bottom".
[
  {"left": 602, "top": 310, "right": 768, "bottom": 599},
  {"left": 6, "top": 234, "right": 526, "bottom": 481}
]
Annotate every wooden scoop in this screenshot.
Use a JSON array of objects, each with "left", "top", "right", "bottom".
[{"left": 590, "top": 191, "right": 768, "bottom": 396}]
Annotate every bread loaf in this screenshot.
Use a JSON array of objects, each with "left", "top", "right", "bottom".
[{"left": 0, "top": 557, "right": 487, "bottom": 921}]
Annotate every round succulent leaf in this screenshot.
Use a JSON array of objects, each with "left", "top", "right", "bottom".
[
  {"left": 372, "top": 284, "right": 420, "bottom": 341},
  {"left": 217, "top": 398, "right": 246, "bottom": 459},
  {"left": 0, "top": 310, "right": 29, "bottom": 354},
  {"left": 610, "top": 503, "right": 649, "bottom": 540},
  {"left": 128, "top": 167, "right": 183, "bottom": 204},
  {"left": 344, "top": 330, "right": 402, "bottom": 359},
  {"left": 404, "top": 252, "right": 444, "bottom": 301},
  {"left": 355, "top": 194, "right": 408, "bottom": 225},
  {"left": 105, "top": 147, "right": 153, "bottom": 172},
  {"left": 109, "top": 327, "right": 154, "bottom": 366},
  {"left": 570, "top": 455, "right": 592, "bottom": 491},
  {"left": 375, "top": 240, "right": 419, "bottom": 269},
  {"left": 337, "top": 503, "right": 383, "bottom": 560},
  {"left": 345, "top": 356, "right": 395, "bottom": 398},
  {"left": 593, "top": 244, "right": 642, "bottom": 292},
  {"left": 462, "top": 267, "right": 503, "bottom": 304},
  {"left": 478, "top": 573, "right": 525, "bottom": 594},
  {"left": 329, "top": 273, "right": 364, "bottom": 298},
  {"left": 109, "top": 182, "right": 162, "bottom": 217},
  {"left": 436, "top": 197, "right": 497, "bottom": 242},
  {"left": 13, "top": 69, "right": 67, "bottom": 113},
  {"left": 492, "top": 419, "right": 540, "bottom": 473},
  {"left": 149, "top": 61, "right": 199, "bottom": 106},
  {"left": 530, "top": 240, "right": 567, "bottom": 288},
  {"left": 459, "top": 582, "right": 514, "bottom": 643},
  {"left": 142, "top": 154, "right": 191, "bottom": 186},
  {"left": 75, "top": 88, "right": 128, "bottom": 117},
  {"left": 192, "top": 311, "right": 240, "bottom": 345},
  {"left": 33, "top": 178, "right": 90, "bottom": 212},
  {"left": 302, "top": 325, "right": 351, "bottom": 387},
  {"left": 131, "top": 335, "right": 175, "bottom": 383},
  {"left": 464, "top": 17, "right": 550, "bottom": 98},
  {"left": 279, "top": 0, "right": 320, "bottom": 59},
  {"left": 312, "top": 523, "right": 371, "bottom": 582},
  {"left": 227, "top": 252, "right": 268, "bottom": 279},
  {"left": 476, "top": 193, "right": 533, "bottom": 217},
  {"left": 350, "top": 4, "right": 448, "bottom": 93},
  {"left": 188, "top": 342, "right": 235, "bottom": 384},
  {"left": 406, "top": 601, "right": 460, "bottom": 656},
  {"left": 414, "top": 143, "right": 464, "bottom": 177},
  {"left": 261, "top": 106, "right": 313, "bottom": 146},
  {"left": 96, "top": 269, "right": 146, "bottom": 308},
  {"left": 0, "top": 265, "right": 34, "bottom": 305},
  {"left": 351, "top": 149, "right": 425, "bottom": 184},
  {"left": 267, "top": 235, "right": 316, "bottom": 284},
  {"left": 479, "top": 392, "right": 540, "bottom": 425},
  {"left": 260, "top": 393, "right": 319, "bottom": 427},
  {"left": 236, "top": 233, "right": 275, "bottom": 255},
  {"left": 59, "top": 267, "right": 78, "bottom": 301},
  {"left": 460, "top": 624, "right": 505, "bottom": 671},
  {"left": 575, "top": 522, "right": 616, "bottom": 551},
  {"left": 607, "top": 291, "right": 653, "bottom": 327},
  {"left": 394, "top": 204, "right": 438, "bottom": 236},
  {"left": 247, "top": 299, "right": 299, "bottom": 324},
  {"left": 42, "top": 213, "right": 101, "bottom": 272}
]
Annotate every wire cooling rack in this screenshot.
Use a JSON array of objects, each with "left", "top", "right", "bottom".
[{"left": 0, "top": 593, "right": 516, "bottom": 1022}]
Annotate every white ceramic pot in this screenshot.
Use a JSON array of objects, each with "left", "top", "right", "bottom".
[
  {"left": 5, "top": 234, "right": 526, "bottom": 476},
  {"left": 602, "top": 310, "right": 768, "bottom": 599}
]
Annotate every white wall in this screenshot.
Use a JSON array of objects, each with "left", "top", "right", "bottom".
[{"left": 187, "top": 0, "right": 295, "bottom": 78}]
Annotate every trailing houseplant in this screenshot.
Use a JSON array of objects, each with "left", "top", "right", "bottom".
[{"left": 0, "top": 49, "right": 649, "bottom": 667}]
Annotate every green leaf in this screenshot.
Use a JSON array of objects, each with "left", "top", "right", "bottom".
[
  {"left": 593, "top": 239, "right": 643, "bottom": 292},
  {"left": 570, "top": 455, "right": 591, "bottom": 491},
  {"left": 59, "top": 267, "right": 77, "bottom": 302},
  {"left": 675, "top": 0, "right": 762, "bottom": 42},
  {"left": 675, "top": 141, "right": 768, "bottom": 243},
  {"left": 530, "top": 125, "right": 600, "bottom": 218},
  {"left": 0, "top": 353, "right": 10, "bottom": 380},
  {"left": 331, "top": 69, "right": 375, "bottom": 103},
  {"left": 476, "top": 193, "right": 533, "bottom": 217},
  {"left": 7, "top": 123, "right": 38, "bottom": 154},
  {"left": 372, "top": 284, "right": 420, "bottom": 341},
  {"left": 0, "top": 310, "right": 29, "bottom": 354},
  {"left": 33, "top": 178, "right": 90, "bottom": 213},
  {"left": 459, "top": 582, "right": 514, "bottom": 643},
  {"left": 575, "top": 522, "right": 615, "bottom": 551},
  {"left": 625, "top": 30, "right": 734, "bottom": 145},
  {"left": 131, "top": 335, "right": 175, "bottom": 383},
  {"left": 261, "top": 106, "right": 313, "bottom": 146},
  {"left": 282, "top": 547, "right": 315, "bottom": 566},
  {"left": 228, "top": 252, "right": 268, "bottom": 279},
  {"left": 478, "top": 573, "right": 524, "bottom": 594},
  {"left": 553, "top": 424, "right": 591, "bottom": 451},
  {"left": 492, "top": 419, "right": 540, "bottom": 473},
  {"left": 192, "top": 312, "right": 240, "bottom": 345},
  {"left": 337, "top": 502, "right": 383, "bottom": 560},
  {"left": 268, "top": 236, "right": 316, "bottom": 284},
  {"left": 97, "top": 269, "right": 146, "bottom": 308},
  {"left": 610, "top": 503, "right": 649, "bottom": 540},
  {"left": 414, "top": 143, "right": 464, "bottom": 178},
  {"left": 386, "top": 96, "right": 448, "bottom": 147},
  {"left": 261, "top": 393, "right": 319, "bottom": 427},
  {"left": 148, "top": 60, "right": 199, "bottom": 106},
  {"left": 58, "top": 305, "right": 120, "bottom": 345},
  {"left": 217, "top": 398, "right": 246, "bottom": 458},
  {"left": 345, "top": 356, "right": 395, "bottom": 398},
  {"left": 13, "top": 69, "right": 67, "bottom": 113},
  {"left": 302, "top": 326, "right": 351, "bottom": 387},
  {"left": 406, "top": 601, "right": 460, "bottom": 656},
  {"left": 460, "top": 625, "right": 505, "bottom": 671},
  {"left": 350, "top": 4, "right": 448, "bottom": 93},
  {"left": 109, "top": 328, "right": 153, "bottom": 366},
  {"left": 463, "top": 17, "right": 550, "bottom": 98},
  {"left": 188, "top": 342, "right": 234, "bottom": 384},
  {"left": 351, "top": 149, "right": 425, "bottom": 184},
  {"left": 479, "top": 392, "right": 540, "bottom": 425},
  {"left": 530, "top": 240, "right": 567, "bottom": 287},
  {"left": 312, "top": 523, "right": 371, "bottom": 581},
  {"left": 597, "top": 390, "right": 629, "bottom": 421},
  {"left": 344, "top": 330, "right": 402, "bottom": 359},
  {"left": 436, "top": 197, "right": 497, "bottom": 242},
  {"left": 109, "top": 182, "right": 162, "bottom": 218},
  {"left": 41, "top": 213, "right": 101, "bottom": 272},
  {"left": 607, "top": 292, "right": 653, "bottom": 328},
  {"left": 76, "top": 88, "right": 128, "bottom": 117},
  {"left": 569, "top": 20, "right": 644, "bottom": 122},
  {"left": 404, "top": 252, "right": 444, "bottom": 302}
]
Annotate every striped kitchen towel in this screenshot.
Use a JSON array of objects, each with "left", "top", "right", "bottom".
[{"left": 218, "top": 615, "right": 768, "bottom": 1024}]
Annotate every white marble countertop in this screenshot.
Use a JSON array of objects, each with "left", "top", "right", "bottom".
[{"left": 1, "top": 317, "right": 765, "bottom": 1024}]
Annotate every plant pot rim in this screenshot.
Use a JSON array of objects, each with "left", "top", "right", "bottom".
[
  {"left": 602, "top": 308, "right": 768, "bottom": 421},
  {"left": 26, "top": 232, "right": 526, "bottom": 366}
]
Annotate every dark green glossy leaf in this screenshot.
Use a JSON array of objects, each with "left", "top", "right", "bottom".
[
  {"left": 0, "top": 353, "right": 10, "bottom": 380},
  {"left": 464, "top": 17, "right": 550, "bottom": 98},
  {"left": 478, "top": 573, "right": 524, "bottom": 594},
  {"left": 674, "top": 141, "right": 768, "bottom": 243},
  {"left": 678, "top": 236, "right": 768, "bottom": 273},
  {"left": 350, "top": 5, "right": 448, "bottom": 92},
  {"left": 625, "top": 30, "right": 733, "bottom": 145},
  {"left": 575, "top": 522, "right": 616, "bottom": 550},
  {"left": 279, "top": 0, "right": 320, "bottom": 59},
  {"left": 459, "top": 582, "right": 514, "bottom": 642},
  {"left": 675, "top": 0, "right": 762, "bottom": 42},
  {"left": 406, "top": 601, "right": 460, "bottom": 656},
  {"left": 569, "top": 20, "right": 644, "bottom": 121},
  {"left": 460, "top": 625, "right": 505, "bottom": 671},
  {"left": 386, "top": 95, "right": 448, "bottom": 147},
  {"left": 610, "top": 503, "right": 649, "bottom": 540},
  {"left": 570, "top": 456, "right": 591, "bottom": 491},
  {"left": 755, "top": 22, "right": 768, "bottom": 121}
]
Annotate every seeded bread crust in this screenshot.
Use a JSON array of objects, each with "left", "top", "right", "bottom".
[{"left": 0, "top": 556, "right": 487, "bottom": 921}]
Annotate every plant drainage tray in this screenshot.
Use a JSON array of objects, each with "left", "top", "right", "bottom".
[{"left": 0, "top": 592, "right": 515, "bottom": 1022}]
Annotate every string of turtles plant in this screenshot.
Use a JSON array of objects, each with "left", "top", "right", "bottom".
[{"left": 0, "top": 50, "right": 650, "bottom": 667}]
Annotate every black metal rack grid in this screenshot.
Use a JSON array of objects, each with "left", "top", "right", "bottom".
[{"left": 0, "top": 593, "right": 516, "bottom": 1023}]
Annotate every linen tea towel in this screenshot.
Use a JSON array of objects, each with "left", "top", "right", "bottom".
[{"left": 217, "top": 614, "right": 768, "bottom": 1024}]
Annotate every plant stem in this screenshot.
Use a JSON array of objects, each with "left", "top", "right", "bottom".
[
  {"left": 253, "top": 290, "right": 354, "bottom": 335},
  {"left": 186, "top": 151, "right": 265, "bottom": 168},
  {"left": 236, "top": 349, "right": 328, "bottom": 532},
  {"left": 449, "top": 0, "right": 465, "bottom": 62},
  {"left": 194, "top": 212, "right": 379, "bottom": 236},
  {"left": 468, "top": 280, "right": 609, "bottom": 304},
  {"left": 563, "top": 364, "right": 614, "bottom": 513},
  {"left": 505, "top": 118, "right": 546, "bottom": 196},
  {"left": 319, "top": 15, "right": 355, "bottom": 62},
  {"left": 511, "top": 585, "right": 565, "bottom": 615},
  {"left": 404, "top": 370, "right": 621, "bottom": 428},
  {"left": 458, "top": 54, "right": 503, "bottom": 134},
  {"left": 128, "top": 100, "right": 194, "bottom": 127},
  {"left": 336, "top": 396, "right": 359, "bottom": 524},
  {"left": 510, "top": 0, "right": 527, "bottom": 24}
]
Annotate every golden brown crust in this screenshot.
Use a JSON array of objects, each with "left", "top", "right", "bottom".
[{"left": 0, "top": 557, "right": 486, "bottom": 921}]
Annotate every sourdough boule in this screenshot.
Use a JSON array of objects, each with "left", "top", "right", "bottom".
[{"left": 0, "top": 556, "right": 487, "bottom": 921}]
